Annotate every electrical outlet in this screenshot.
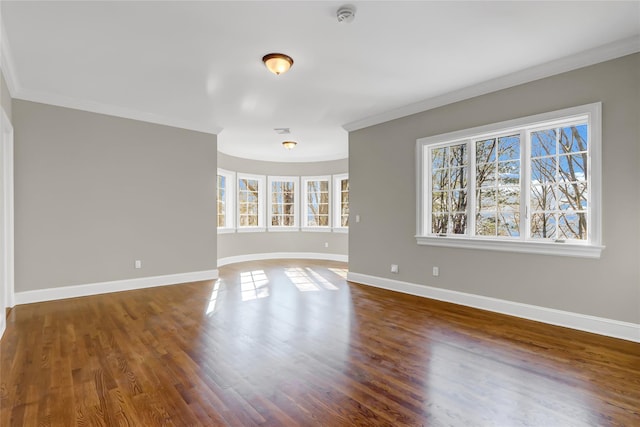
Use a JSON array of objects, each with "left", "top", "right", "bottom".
[
  {"left": 391, "top": 264, "right": 399, "bottom": 273},
  {"left": 324, "top": 242, "right": 329, "bottom": 248},
  {"left": 135, "top": 260, "right": 142, "bottom": 269},
  {"left": 432, "top": 266, "right": 439, "bottom": 277},
  {"left": 355, "top": 214, "right": 361, "bottom": 223}
]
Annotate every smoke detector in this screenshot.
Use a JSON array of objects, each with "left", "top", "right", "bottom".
[{"left": 336, "top": 6, "right": 355, "bottom": 23}]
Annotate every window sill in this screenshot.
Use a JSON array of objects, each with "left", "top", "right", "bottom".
[
  {"left": 332, "top": 228, "right": 349, "bottom": 234},
  {"left": 237, "top": 227, "right": 266, "bottom": 233},
  {"left": 217, "top": 228, "right": 236, "bottom": 234},
  {"left": 415, "top": 235, "right": 604, "bottom": 259},
  {"left": 268, "top": 227, "right": 300, "bottom": 232},
  {"left": 302, "top": 227, "right": 332, "bottom": 233}
]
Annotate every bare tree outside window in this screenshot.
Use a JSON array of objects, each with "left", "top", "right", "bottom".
[
  {"left": 271, "top": 180, "right": 296, "bottom": 226},
  {"left": 217, "top": 175, "right": 226, "bottom": 227},
  {"left": 431, "top": 143, "right": 468, "bottom": 235},
  {"left": 306, "top": 180, "right": 329, "bottom": 227},
  {"left": 340, "top": 179, "right": 349, "bottom": 227},
  {"left": 419, "top": 104, "right": 600, "bottom": 257},
  {"left": 239, "top": 178, "right": 260, "bottom": 227},
  {"left": 530, "top": 124, "right": 588, "bottom": 240},
  {"left": 475, "top": 134, "right": 520, "bottom": 237}
]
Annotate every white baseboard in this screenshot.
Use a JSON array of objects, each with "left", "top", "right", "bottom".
[
  {"left": 14, "top": 269, "right": 219, "bottom": 305},
  {"left": 347, "top": 272, "right": 640, "bottom": 343},
  {"left": 0, "top": 315, "right": 5, "bottom": 340},
  {"left": 218, "top": 252, "right": 348, "bottom": 267}
]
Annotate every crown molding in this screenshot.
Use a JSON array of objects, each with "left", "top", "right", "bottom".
[
  {"left": 343, "top": 36, "right": 640, "bottom": 132},
  {"left": 14, "top": 87, "right": 222, "bottom": 135},
  {"left": 0, "top": 14, "right": 19, "bottom": 96}
]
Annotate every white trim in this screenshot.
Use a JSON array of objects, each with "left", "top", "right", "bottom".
[
  {"left": 16, "top": 89, "right": 221, "bottom": 135},
  {"left": 301, "top": 227, "right": 332, "bottom": 233},
  {"left": 0, "top": 15, "right": 19, "bottom": 96},
  {"left": 268, "top": 227, "right": 300, "bottom": 232},
  {"left": 217, "top": 168, "right": 235, "bottom": 231},
  {"left": 416, "top": 236, "right": 604, "bottom": 259},
  {"left": 217, "top": 228, "right": 236, "bottom": 234},
  {"left": 14, "top": 269, "right": 219, "bottom": 305},
  {"left": 236, "top": 227, "right": 266, "bottom": 233},
  {"left": 344, "top": 36, "right": 640, "bottom": 131},
  {"left": 332, "top": 173, "right": 349, "bottom": 231},
  {"left": 1, "top": 107, "right": 14, "bottom": 311},
  {"left": 218, "top": 252, "right": 348, "bottom": 267},
  {"left": 346, "top": 272, "right": 640, "bottom": 343}
]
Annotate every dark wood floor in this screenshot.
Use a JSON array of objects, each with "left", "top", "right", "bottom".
[{"left": 1, "top": 259, "right": 638, "bottom": 426}]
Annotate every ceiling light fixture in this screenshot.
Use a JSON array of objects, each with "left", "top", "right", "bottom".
[
  {"left": 262, "top": 53, "right": 294, "bottom": 75},
  {"left": 282, "top": 140, "right": 297, "bottom": 150},
  {"left": 337, "top": 6, "right": 356, "bottom": 23}
]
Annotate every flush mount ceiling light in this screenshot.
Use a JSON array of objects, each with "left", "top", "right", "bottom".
[
  {"left": 282, "top": 140, "right": 298, "bottom": 150},
  {"left": 262, "top": 53, "right": 294, "bottom": 75},
  {"left": 337, "top": 5, "right": 356, "bottom": 23}
]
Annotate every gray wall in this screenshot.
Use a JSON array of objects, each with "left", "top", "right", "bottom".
[
  {"left": 1, "top": 70, "right": 10, "bottom": 121},
  {"left": 218, "top": 153, "right": 348, "bottom": 260},
  {"left": 349, "top": 53, "right": 640, "bottom": 324},
  {"left": 14, "top": 100, "right": 217, "bottom": 292}
]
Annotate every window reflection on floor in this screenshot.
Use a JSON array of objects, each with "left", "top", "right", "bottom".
[
  {"left": 240, "top": 270, "right": 270, "bottom": 301},
  {"left": 205, "top": 279, "right": 222, "bottom": 315},
  {"left": 305, "top": 267, "right": 339, "bottom": 290},
  {"left": 328, "top": 267, "right": 348, "bottom": 279},
  {"left": 285, "top": 267, "right": 340, "bottom": 292}
]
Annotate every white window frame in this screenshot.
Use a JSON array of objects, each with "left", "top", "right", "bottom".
[
  {"left": 217, "top": 168, "right": 235, "bottom": 233},
  {"left": 416, "top": 102, "right": 603, "bottom": 258},
  {"left": 332, "top": 173, "right": 349, "bottom": 233},
  {"left": 237, "top": 173, "right": 266, "bottom": 232},
  {"left": 267, "top": 176, "right": 299, "bottom": 231},
  {"left": 302, "top": 176, "right": 331, "bottom": 232}
]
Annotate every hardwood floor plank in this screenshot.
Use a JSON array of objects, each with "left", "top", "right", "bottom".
[{"left": 1, "top": 259, "right": 638, "bottom": 426}]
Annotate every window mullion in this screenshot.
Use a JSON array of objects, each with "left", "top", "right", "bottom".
[
  {"left": 521, "top": 130, "right": 529, "bottom": 241},
  {"left": 554, "top": 127, "right": 561, "bottom": 240},
  {"left": 468, "top": 140, "right": 476, "bottom": 237},
  {"left": 424, "top": 147, "right": 432, "bottom": 235}
]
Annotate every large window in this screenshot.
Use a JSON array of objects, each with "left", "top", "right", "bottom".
[
  {"left": 268, "top": 176, "right": 298, "bottom": 230},
  {"left": 217, "top": 169, "right": 235, "bottom": 232},
  {"left": 333, "top": 174, "right": 349, "bottom": 231},
  {"left": 303, "top": 176, "right": 330, "bottom": 230},
  {"left": 417, "top": 103, "right": 602, "bottom": 258},
  {"left": 237, "top": 173, "right": 265, "bottom": 231}
]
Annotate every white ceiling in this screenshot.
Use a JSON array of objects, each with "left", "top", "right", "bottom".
[{"left": 1, "top": 1, "right": 639, "bottom": 162}]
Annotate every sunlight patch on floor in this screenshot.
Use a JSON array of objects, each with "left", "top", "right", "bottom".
[
  {"left": 305, "top": 267, "right": 339, "bottom": 290},
  {"left": 205, "top": 279, "right": 222, "bottom": 315},
  {"left": 285, "top": 267, "right": 340, "bottom": 292},
  {"left": 328, "top": 268, "right": 348, "bottom": 279},
  {"left": 240, "top": 270, "right": 270, "bottom": 301},
  {"left": 285, "top": 268, "right": 321, "bottom": 292}
]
